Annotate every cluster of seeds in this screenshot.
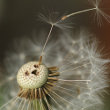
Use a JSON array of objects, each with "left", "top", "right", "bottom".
[{"left": 17, "top": 58, "right": 59, "bottom": 100}]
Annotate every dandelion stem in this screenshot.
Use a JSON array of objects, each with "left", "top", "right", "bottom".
[
  {"left": 17, "top": 99, "right": 24, "bottom": 110},
  {"left": 56, "top": 85, "right": 75, "bottom": 93},
  {"left": 21, "top": 100, "right": 26, "bottom": 110},
  {"left": 27, "top": 100, "right": 30, "bottom": 110},
  {"left": 60, "top": 62, "right": 90, "bottom": 73},
  {"left": 55, "top": 87, "right": 76, "bottom": 99},
  {"left": 58, "top": 79, "right": 91, "bottom": 82},
  {"left": 41, "top": 24, "right": 54, "bottom": 57},
  {"left": 61, "top": 8, "right": 97, "bottom": 20},
  {"left": 44, "top": 96, "right": 53, "bottom": 110},
  {"left": 48, "top": 94, "right": 64, "bottom": 110},
  {"left": 51, "top": 91, "right": 74, "bottom": 107}
]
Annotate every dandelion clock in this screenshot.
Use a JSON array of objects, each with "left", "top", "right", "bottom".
[{"left": 0, "top": 0, "right": 110, "bottom": 110}]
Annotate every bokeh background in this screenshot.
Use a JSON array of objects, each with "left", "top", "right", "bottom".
[{"left": 0, "top": 0, "right": 110, "bottom": 109}]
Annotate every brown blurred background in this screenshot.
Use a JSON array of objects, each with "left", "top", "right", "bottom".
[
  {"left": 0, "top": 0, "right": 110, "bottom": 58},
  {"left": 0, "top": 0, "right": 110, "bottom": 109}
]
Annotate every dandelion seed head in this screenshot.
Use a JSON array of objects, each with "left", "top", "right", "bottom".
[{"left": 17, "top": 61, "right": 48, "bottom": 89}]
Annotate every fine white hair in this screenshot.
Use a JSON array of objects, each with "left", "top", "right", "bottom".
[{"left": 0, "top": 28, "right": 109, "bottom": 110}]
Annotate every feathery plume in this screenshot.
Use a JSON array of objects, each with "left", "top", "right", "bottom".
[{"left": 88, "top": 0, "right": 110, "bottom": 26}]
